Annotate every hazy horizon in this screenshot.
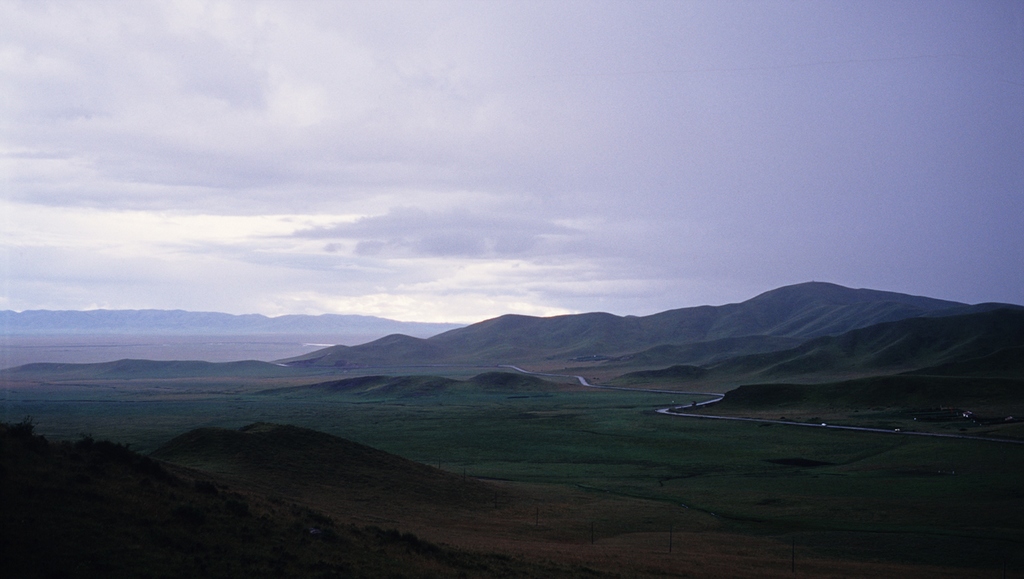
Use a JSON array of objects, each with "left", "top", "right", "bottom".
[
  {"left": 3, "top": 1, "right": 1022, "bottom": 323},
  {"left": 5, "top": 279, "right": 1020, "bottom": 321}
]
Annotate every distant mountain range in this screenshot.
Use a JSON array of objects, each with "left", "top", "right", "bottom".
[
  {"left": 0, "top": 309, "right": 462, "bottom": 338},
  {"left": 283, "top": 282, "right": 1022, "bottom": 369},
  {"left": 4, "top": 282, "right": 1022, "bottom": 386}
]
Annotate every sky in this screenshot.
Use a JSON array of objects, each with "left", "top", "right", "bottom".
[{"left": 1, "top": 0, "right": 1022, "bottom": 323}]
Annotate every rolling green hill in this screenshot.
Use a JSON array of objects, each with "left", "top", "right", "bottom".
[
  {"left": 0, "top": 358, "right": 302, "bottom": 380},
  {"left": 259, "top": 371, "right": 561, "bottom": 397},
  {"left": 283, "top": 282, "right": 1004, "bottom": 368},
  {"left": 6, "top": 283, "right": 1019, "bottom": 383},
  {"left": 905, "top": 345, "right": 1024, "bottom": 378},
  {"left": 613, "top": 308, "right": 1024, "bottom": 386},
  {"left": 713, "top": 308, "right": 1024, "bottom": 379},
  {"left": 284, "top": 333, "right": 453, "bottom": 368},
  {"left": 597, "top": 335, "right": 804, "bottom": 368},
  {"left": 716, "top": 375, "right": 1024, "bottom": 412},
  {"left": 151, "top": 422, "right": 495, "bottom": 507}
]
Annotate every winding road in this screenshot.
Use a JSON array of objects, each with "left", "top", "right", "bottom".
[
  {"left": 498, "top": 364, "right": 724, "bottom": 403},
  {"left": 499, "top": 365, "right": 1024, "bottom": 445}
]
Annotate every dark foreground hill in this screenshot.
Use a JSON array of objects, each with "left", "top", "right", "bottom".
[
  {"left": 284, "top": 282, "right": 1011, "bottom": 368},
  {"left": 150, "top": 422, "right": 496, "bottom": 508},
  {"left": 0, "top": 421, "right": 582, "bottom": 579}
]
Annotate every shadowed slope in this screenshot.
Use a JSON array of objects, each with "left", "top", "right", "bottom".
[
  {"left": 717, "top": 375, "right": 1024, "bottom": 412},
  {"left": 283, "top": 282, "right": 999, "bottom": 368},
  {"left": 600, "top": 335, "right": 804, "bottom": 368},
  {"left": 713, "top": 308, "right": 1024, "bottom": 379},
  {"left": 906, "top": 346, "right": 1024, "bottom": 378},
  {"left": 282, "top": 333, "right": 453, "bottom": 368},
  {"left": 615, "top": 308, "right": 1024, "bottom": 386},
  {"left": 0, "top": 421, "right": 594, "bottom": 579},
  {"left": 702, "top": 374, "right": 1024, "bottom": 439},
  {"left": 1, "top": 358, "right": 301, "bottom": 380},
  {"left": 151, "top": 423, "right": 495, "bottom": 508},
  {"left": 259, "top": 371, "right": 561, "bottom": 397}
]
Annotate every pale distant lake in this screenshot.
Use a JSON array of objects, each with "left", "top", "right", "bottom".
[{"left": 0, "top": 334, "right": 378, "bottom": 368}]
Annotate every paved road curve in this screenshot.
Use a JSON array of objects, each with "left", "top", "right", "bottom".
[
  {"left": 656, "top": 407, "right": 1024, "bottom": 445},
  {"left": 498, "top": 364, "right": 724, "bottom": 403},
  {"left": 499, "top": 364, "right": 1024, "bottom": 445}
]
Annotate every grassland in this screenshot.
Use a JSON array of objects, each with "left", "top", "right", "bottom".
[
  {"left": 5, "top": 366, "right": 1024, "bottom": 576},
  {"left": 1, "top": 420, "right": 601, "bottom": 579},
  {"left": 6, "top": 285, "right": 1023, "bottom": 575}
]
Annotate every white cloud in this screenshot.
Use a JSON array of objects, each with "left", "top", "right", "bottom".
[{"left": 2, "top": 0, "right": 1022, "bottom": 320}]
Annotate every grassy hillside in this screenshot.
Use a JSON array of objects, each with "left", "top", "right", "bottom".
[
  {"left": 1, "top": 359, "right": 304, "bottom": 380},
  {"left": 614, "top": 308, "right": 1024, "bottom": 387},
  {"left": 625, "top": 282, "right": 963, "bottom": 345},
  {"left": 283, "top": 282, "right": 992, "bottom": 368},
  {"left": 717, "top": 375, "right": 1024, "bottom": 416},
  {"left": 8, "top": 283, "right": 1024, "bottom": 578},
  {"left": 713, "top": 308, "right": 1024, "bottom": 379},
  {"left": 261, "top": 374, "right": 463, "bottom": 396},
  {"left": 1, "top": 420, "right": 578, "bottom": 579},
  {"left": 260, "top": 371, "right": 564, "bottom": 397},
  {"left": 10, "top": 382, "right": 1024, "bottom": 577},
  {"left": 151, "top": 423, "right": 497, "bottom": 509},
  {"left": 284, "top": 333, "right": 454, "bottom": 368},
  {"left": 611, "top": 364, "right": 708, "bottom": 383},
  {"left": 8, "top": 307, "right": 1019, "bottom": 394},
  {"left": 590, "top": 335, "right": 804, "bottom": 370},
  {"left": 907, "top": 345, "right": 1024, "bottom": 378}
]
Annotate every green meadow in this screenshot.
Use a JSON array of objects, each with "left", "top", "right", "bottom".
[{"left": 6, "top": 368, "right": 1024, "bottom": 573}]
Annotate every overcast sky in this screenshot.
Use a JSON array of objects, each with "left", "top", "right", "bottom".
[{"left": 2, "top": 1, "right": 1022, "bottom": 323}]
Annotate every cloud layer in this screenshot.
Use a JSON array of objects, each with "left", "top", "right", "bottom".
[{"left": 3, "top": 1, "right": 1023, "bottom": 322}]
